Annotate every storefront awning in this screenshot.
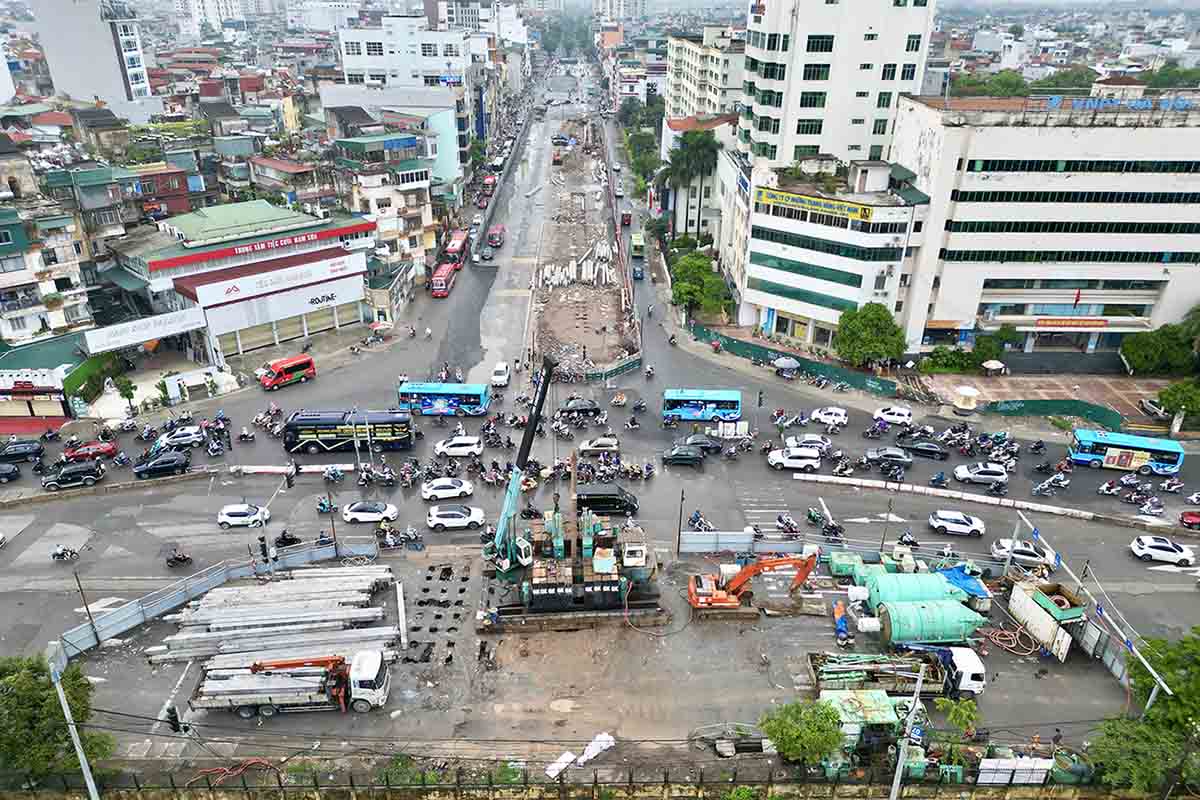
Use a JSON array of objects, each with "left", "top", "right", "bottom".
[
  {"left": 924, "top": 319, "right": 966, "bottom": 330},
  {"left": 104, "top": 268, "right": 149, "bottom": 292}
]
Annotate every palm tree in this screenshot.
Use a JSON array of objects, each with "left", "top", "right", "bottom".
[
  {"left": 676, "top": 131, "right": 723, "bottom": 241},
  {"left": 654, "top": 152, "right": 693, "bottom": 241}
]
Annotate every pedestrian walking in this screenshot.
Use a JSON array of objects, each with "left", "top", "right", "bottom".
[{"left": 1052, "top": 729, "right": 1063, "bottom": 747}]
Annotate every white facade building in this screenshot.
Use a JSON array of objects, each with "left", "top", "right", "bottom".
[
  {"left": 288, "top": 0, "right": 359, "bottom": 32},
  {"left": 340, "top": 16, "right": 472, "bottom": 89},
  {"left": 35, "top": 0, "right": 164, "bottom": 123},
  {"left": 592, "top": 0, "right": 645, "bottom": 23},
  {"left": 736, "top": 0, "right": 936, "bottom": 166},
  {"left": 176, "top": 0, "right": 245, "bottom": 39},
  {"left": 889, "top": 94, "right": 1200, "bottom": 356},
  {"left": 666, "top": 27, "right": 744, "bottom": 119}
]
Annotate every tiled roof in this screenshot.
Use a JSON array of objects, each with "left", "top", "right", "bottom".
[
  {"left": 665, "top": 114, "right": 737, "bottom": 132},
  {"left": 31, "top": 111, "right": 73, "bottom": 126},
  {"left": 250, "top": 155, "right": 314, "bottom": 174},
  {"left": 166, "top": 200, "right": 319, "bottom": 242}
]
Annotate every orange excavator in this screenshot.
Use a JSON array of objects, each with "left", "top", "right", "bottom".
[{"left": 687, "top": 554, "right": 817, "bottom": 610}]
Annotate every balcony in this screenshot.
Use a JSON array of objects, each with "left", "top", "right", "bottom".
[{"left": 1, "top": 295, "right": 43, "bottom": 315}]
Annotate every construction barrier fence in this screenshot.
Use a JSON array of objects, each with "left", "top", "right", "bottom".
[{"left": 984, "top": 399, "right": 1123, "bottom": 432}]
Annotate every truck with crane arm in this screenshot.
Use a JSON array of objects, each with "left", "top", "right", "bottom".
[
  {"left": 188, "top": 651, "right": 391, "bottom": 719},
  {"left": 483, "top": 356, "right": 556, "bottom": 579}
]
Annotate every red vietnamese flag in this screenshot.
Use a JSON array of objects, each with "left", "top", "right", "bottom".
[{"left": 1073, "top": 288, "right": 1082, "bottom": 308}]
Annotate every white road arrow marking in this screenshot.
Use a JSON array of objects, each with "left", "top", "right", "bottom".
[{"left": 1147, "top": 564, "right": 1200, "bottom": 577}]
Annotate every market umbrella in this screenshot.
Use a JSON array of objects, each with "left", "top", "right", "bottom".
[
  {"left": 369, "top": 321, "right": 394, "bottom": 332},
  {"left": 981, "top": 360, "right": 1005, "bottom": 371},
  {"left": 772, "top": 357, "right": 801, "bottom": 370}
]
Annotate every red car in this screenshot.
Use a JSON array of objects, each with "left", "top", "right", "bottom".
[
  {"left": 1181, "top": 511, "right": 1200, "bottom": 531},
  {"left": 65, "top": 440, "right": 119, "bottom": 461},
  {"left": 476, "top": 195, "right": 489, "bottom": 209}
]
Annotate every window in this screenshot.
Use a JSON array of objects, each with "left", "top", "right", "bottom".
[
  {"left": 877, "top": 92, "right": 893, "bottom": 108},
  {"left": 899, "top": 274, "right": 910, "bottom": 287},
  {"left": 8, "top": 316, "right": 26, "bottom": 330},
  {"left": 947, "top": 219, "right": 1200, "bottom": 235},
  {"left": 864, "top": 33, "right": 878, "bottom": 41},
  {"left": 965, "top": 158, "right": 1200, "bottom": 174},
  {"left": 794, "top": 145, "right": 820, "bottom": 159},
  {"left": 757, "top": 90, "right": 784, "bottom": 107},
  {"left": 752, "top": 226, "right": 903, "bottom": 261},
  {"left": 860, "top": 63, "right": 873, "bottom": 70},
  {"left": 73, "top": 242, "right": 84, "bottom": 256},
  {"left": 881, "top": 63, "right": 896, "bottom": 80},
  {"left": 369, "top": 72, "right": 387, "bottom": 83},
  {"left": 874, "top": 272, "right": 887, "bottom": 291},
  {"left": 0, "top": 231, "right": 11, "bottom": 245},
  {"left": 366, "top": 41, "right": 384, "bottom": 56},
  {"left": 872, "top": 119, "right": 888, "bottom": 135},
  {"left": 894, "top": 0, "right": 907, "bottom": 5},
  {"left": 424, "top": 75, "right": 441, "bottom": 86},
  {"left": 803, "top": 64, "right": 830, "bottom": 80},
  {"left": 851, "top": 117, "right": 865, "bottom": 125},
  {"left": 42, "top": 249, "right": 59, "bottom": 267},
  {"left": 796, "top": 119, "right": 823, "bottom": 135},
  {"left": 952, "top": 189, "right": 1200, "bottom": 204},
  {"left": 766, "top": 33, "right": 781, "bottom": 51},
  {"left": 906, "top": 34, "right": 922, "bottom": 52},
  {"left": 855, "top": 90, "right": 869, "bottom": 97},
  {"left": 901, "top": 63, "right": 916, "bottom": 81},
  {"left": 753, "top": 142, "right": 778, "bottom": 159},
  {"left": 344, "top": 41, "right": 362, "bottom": 56},
  {"left": 757, "top": 116, "right": 780, "bottom": 134},
  {"left": 847, "top": 145, "right": 862, "bottom": 151},
  {"left": 939, "top": 248, "right": 1200, "bottom": 265},
  {"left": 347, "top": 72, "right": 365, "bottom": 84},
  {"left": 750, "top": 251, "right": 863, "bottom": 288},
  {"left": 444, "top": 44, "right": 459, "bottom": 57},
  {"left": 759, "top": 62, "right": 786, "bottom": 80},
  {"left": 0, "top": 255, "right": 23, "bottom": 272},
  {"left": 913, "top": 221, "right": 923, "bottom": 233},
  {"left": 869, "top": 145, "right": 884, "bottom": 160},
  {"left": 421, "top": 43, "right": 437, "bottom": 56},
  {"left": 807, "top": 35, "right": 834, "bottom": 53},
  {"left": 798, "top": 91, "right": 826, "bottom": 107}
]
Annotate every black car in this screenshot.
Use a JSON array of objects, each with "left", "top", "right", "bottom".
[
  {"left": 41, "top": 460, "right": 105, "bottom": 491},
  {"left": 134, "top": 450, "right": 191, "bottom": 479},
  {"left": 674, "top": 433, "right": 721, "bottom": 454},
  {"left": 864, "top": 447, "right": 914, "bottom": 467},
  {"left": 0, "top": 463, "right": 20, "bottom": 483},
  {"left": 560, "top": 398, "right": 601, "bottom": 416},
  {"left": 661, "top": 445, "right": 704, "bottom": 467},
  {"left": 0, "top": 439, "right": 43, "bottom": 464},
  {"left": 901, "top": 441, "right": 949, "bottom": 460}
]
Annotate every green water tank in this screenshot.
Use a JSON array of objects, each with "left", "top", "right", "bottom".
[
  {"left": 878, "top": 600, "right": 985, "bottom": 646},
  {"left": 865, "top": 573, "right": 966, "bottom": 611}
]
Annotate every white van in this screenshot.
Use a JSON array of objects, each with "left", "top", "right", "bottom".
[{"left": 491, "top": 361, "right": 511, "bottom": 387}]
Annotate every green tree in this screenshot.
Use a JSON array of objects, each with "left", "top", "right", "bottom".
[
  {"left": 759, "top": 700, "right": 843, "bottom": 764},
  {"left": 0, "top": 657, "right": 115, "bottom": 778},
  {"left": 675, "top": 130, "right": 722, "bottom": 238},
  {"left": 626, "top": 130, "right": 656, "bottom": 157},
  {"left": 1030, "top": 65, "right": 1097, "bottom": 90},
  {"left": 643, "top": 214, "right": 668, "bottom": 247},
  {"left": 1089, "top": 717, "right": 1198, "bottom": 792},
  {"left": 631, "top": 151, "right": 659, "bottom": 181},
  {"left": 834, "top": 302, "right": 906, "bottom": 367},
  {"left": 952, "top": 69, "right": 1029, "bottom": 97},
  {"left": 1180, "top": 301, "right": 1200, "bottom": 353},
  {"left": 638, "top": 94, "right": 666, "bottom": 134},
  {"left": 1158, "top": 379, "right": 1200, "bottom": 417},
  {"left": 1145, "top": 63, "right": 1200, "bottom": 89},
  {"left": 1008, "top": 23, "right": 1024, "bottom": 36},
  {"left": 669, "top": 252, "right": 728, "bottom": 315},
  {"left": 617, "top": 97, "right": 643, "bottom": 128},
  {"left": 468, "top": 139, "right": 486, "bottom": 169},
  {"left": 971, "top": 335, "right": 1004, "bottom": 367},
  {"left": 113, "top": 375, "right": 137, "bottom": 415},
  {"left": 1122, "top": 324, "right": 1195, "bottom": 374},
  {"left": 933, "top": 697, "right": 980, "bottom": 766},
  {"left": 654, "top": 152, "right": 693, "bottom": 241}
]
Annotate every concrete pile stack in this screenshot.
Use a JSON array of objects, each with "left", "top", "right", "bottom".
[
  {"left": 539, "top": 239, "right": 617, "bottom": 288},
  {"left": 145, "top": 566, "right": 399, "bottom": 665}
]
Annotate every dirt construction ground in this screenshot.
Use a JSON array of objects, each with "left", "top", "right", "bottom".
[
  {"left": 533, "top": 117, "right": 636, "bottom": 373},
  {"left": 925, "top": 373, "right": 1172, "bottom": 420}
]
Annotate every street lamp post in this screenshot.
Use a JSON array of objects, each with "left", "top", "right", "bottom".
[{"left": 675, "top": 488, "right": 685, "bottom": 557}]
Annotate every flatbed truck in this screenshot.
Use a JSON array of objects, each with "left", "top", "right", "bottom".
[
  {"left": 807, "top": 646, "right": 985, "bottom": 698},
  {"left": 188, "top": 651, "right": 391, "bottom": 719}
]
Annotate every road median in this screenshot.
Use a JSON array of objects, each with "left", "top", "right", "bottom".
[{"left": 0, "top": 467, "right": 218, "bottom": 509}]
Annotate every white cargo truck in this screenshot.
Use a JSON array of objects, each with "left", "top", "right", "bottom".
[{"left": 189, "top": 651, "right": 390, "bottom": 719}]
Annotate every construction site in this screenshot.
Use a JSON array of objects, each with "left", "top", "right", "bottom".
[{"left": 531, "top": 115, "right": 638, "bottom": 377}]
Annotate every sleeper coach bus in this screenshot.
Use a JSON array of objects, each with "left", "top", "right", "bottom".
[
  {"left": 443, "top": 230, "right": 469, "bottom": 264},
  {"left": 1068, "top": 428, "right": 1184, "bottom": 475},
  {"left": 396, "top": 382, "right": 492, "bottom": 416},
  {"left": 283, "top": 409, "right": 414, "bottom": 454},
  {"left": 661, "top": 389, "right": 743, "bottom": 423}
]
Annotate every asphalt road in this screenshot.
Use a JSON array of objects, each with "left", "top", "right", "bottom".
[{"left": 0, "top": 63, "right": 1195, "bottom": 763}]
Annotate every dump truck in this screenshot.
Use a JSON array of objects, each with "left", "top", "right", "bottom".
[
  {"left": 807, "top": 646, "right": 986, "bottom": 699},
  {"left": 188, "top": 651, "right": 391, "bottom": 719}
]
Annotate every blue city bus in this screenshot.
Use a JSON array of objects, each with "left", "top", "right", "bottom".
[
  {"left": 661, "top": 389, "right": 743, "bottom": 423},
  {"left": 396, "top": 382, "right": 491, "bottom": 416},
  {"left": 1068, "top": 428, "right": 1185, "bottom": 475}
]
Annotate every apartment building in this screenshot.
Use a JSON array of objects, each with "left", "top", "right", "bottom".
[
  {"left": 666, "top": 27, "right": 744, "bottom": 118},
  {"left": 35, "top": 0, "right": 164, "bottom": 123},
  {"left": 176, "top": 0, "right": 245, "bottom": 39},
  {"left": 889, "top": 93, "right": 1200, "bottom": 360},
  {"left": 736, "top": 0, "right": 935, "bottom": 166},
  {"left": 339, "top": 17, "right": 472, "bottom": 90},
  {"left": 593, "top": 0, "right": 646, "bottom": 23}
]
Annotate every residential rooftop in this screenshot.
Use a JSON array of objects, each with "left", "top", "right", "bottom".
[
  {"left": 905, "top": 92, "right": 1200, "bottom": 126},
  {"left": 163, "top": 200, "right": 322, "bottom": 244}
]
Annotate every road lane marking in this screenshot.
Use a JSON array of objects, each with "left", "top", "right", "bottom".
[{"left": 156, "top": 660, "right": 193, "bottom": 731}]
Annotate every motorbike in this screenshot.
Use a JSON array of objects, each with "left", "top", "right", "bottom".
[
  {"left": 1161, "top": 478, "right": 1185, "bottom": 494},
  {"left": 959, "top": 443, "right": 976, "bottom": 458},
  {"left": 1139, "top": 500, "right": 1166, "bottom": 517},
  {"left": 643, "top": 462, "right": 655, "bottom": 479},
  {"left": 1056, "top": 459, "right": 1074, "bottom": 473},
  {"left": 1032, "top": 481, "right": 1057, "bottom": 497},
  {"left": 274, "top": 530, "right": 302, "bottom": 548},
  {"left": 832, "top": 460, "right": 854, "bottom": 477},
  {"left": 1122, "top": 491, "right": 1153, "bottom": 506},
  {"left": 323, "top": 466, "right": 344, "bottom": 483},
  {"left": 688, "top": 511, "right": 714, "bottom": 532},
  {"left": 862, "top": 428, "right": 881, "bottom": 439},
  {"left": 929, "top": 471, "right": 948, "bottom": 488},
  {"left": 632, "top": 398, "right": 647, "bottom": 413},
  {"left": 40, "top": 428, "right": 60, "bottom": 442},
  {"left": 520, "top": 502, "right": 542, "bottom": 520},
  {"left": 610, "top": 393, "right": 627, "bottom": 407},
  {"left": 898, "top": 530, "right": 920, "bottom": 548},
  {"left": 1034, "top": 461, "right": 1054, "bottom": 475},
  {"left": 1029, "top": 440, "right": 1046, "bottom": 454},
  {"left": 118, "top": 417, "right": 138, "bottom": 433},
  {"left": 1098, "top": 481, "right": 1121, "bottom": 496},
  {"left": 112, "top": 451, "right": 131, "bottom": 468},
  {"left": 776, "top": 513, "right": 800, "bottom": 534},
  {"left": 206, "top": 440, "right": 224, "bottom": 458},
  {"left": 663, "top": 417, "right": 679, "bottom": 430},
  {"left": 1188, "top": 492, "right": 1200, "bottom": 506},
  {"left": 138, "top": 426, "right": 158, "bottom": 442},
  {"left": 623, "top": 418, "right": 640, "bottom": 431},
  {"left": 1119, "top": 473, "right": 1143, "bottom": 488},
  {"left": 644, "top": 365, "right": 655, "bottom": 379},
  {"left": 986, "top": 481, "right": 1008, "bottom": 497},
  {"left": 166, "top": 552, "right": 193, "bottom": 568},
  {"left": 823, "top": 521, "right": 846, "bottom": 541},
  {"left": 806, "top": 507, "right": 825, "bottom": 526},
  {"left": 668, "top": 334, "right": 677, "bottom": 346},
  {"left": 317, "top": 497, "right": 338, "bottom": 514},
  {"left": 51, "top": 547, "right": 80, "bottom": 562},
  {"left": 238, "top": 428, "right": 255, "bottom": 442},
  {"left": 722, "top": 445, "right": 738, "bottom": 460}
]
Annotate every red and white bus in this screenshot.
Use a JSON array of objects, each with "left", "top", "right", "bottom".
[
  {"left": 443, "top": 230, "right": 469, "bottom": 266},
  {"left": 430, "top": 263, "right": 457, "bottom": 297},
  {"left": 482, "top": 174, "right": 497, "bottom": 196}
]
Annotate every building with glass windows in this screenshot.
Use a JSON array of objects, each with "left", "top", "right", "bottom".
[{"left": 890, "top": 93, "right": 1200, "bottom": 359}]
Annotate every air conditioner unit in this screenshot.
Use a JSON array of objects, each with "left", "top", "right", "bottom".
[{"left": 890, "top": 236, "right": 903, "bottom": 244}]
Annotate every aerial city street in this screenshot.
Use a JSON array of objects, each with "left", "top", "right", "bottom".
[{"left": 1, "top": 0, "right": 1199, "bottom": 794}]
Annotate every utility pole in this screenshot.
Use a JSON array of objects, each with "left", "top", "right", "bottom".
[
  {"left": 51, "top": 666, "right": 100, "bottom": 800},
  {"left": 675, "top": 488, "right": 685, "bottom": 557},
  {"left": 880, "top": 497, "right": 894, "bottom": 551},
  {"left": 888, "top": 665, "right": 926, "bottom": 800},
  {"left": 73, "top": 571, "right": 99, "bottom": 647}
]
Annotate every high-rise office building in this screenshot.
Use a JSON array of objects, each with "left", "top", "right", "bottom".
[
  {"left": 736, "top": 0, "right": 936, "bottom": 165},
  {"left": 35, "top": 0, "right": 164, "bottom": 124}
]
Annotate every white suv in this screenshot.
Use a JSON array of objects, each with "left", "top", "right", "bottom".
[
  {"left": 1129, "top": 535, "right": 1194, "bottom": 565},
  {"left": 491, "top": 362, "right": 511, "bottom": 387},
  {"left": 928, "top": 510, "right": 986, "bottom": 538},
  {"left": 874, "top": 406, "right": 914, "bottom": 426},
  {"left": 953, "top": 462, "right": 1009, "bottom": 484},
  {"left": 766, "top": 447, "right": 822, "bottom": 472}
]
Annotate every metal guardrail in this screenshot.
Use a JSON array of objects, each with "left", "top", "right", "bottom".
[{"left": 56, "top": 538, "right": 379, "bottom": 659}]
